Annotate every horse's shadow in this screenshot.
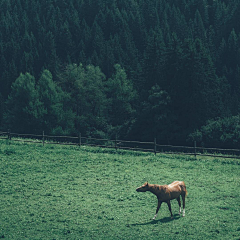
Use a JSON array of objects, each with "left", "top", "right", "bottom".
[{"left": 130, "top": 214, "right": 180, "bottom": 226}]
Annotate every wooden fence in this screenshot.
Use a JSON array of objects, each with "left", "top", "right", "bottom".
[{"left": 0, "top": 130, "right": 240, "bottom": 159}]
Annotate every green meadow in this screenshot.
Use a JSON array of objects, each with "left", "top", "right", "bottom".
[{"left": 0, "top": 140, "right": 239, "bottom": 239}]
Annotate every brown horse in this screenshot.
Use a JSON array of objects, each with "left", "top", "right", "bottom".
[{"left": 136, "top": 181, "right": 187, "bottom": 220}]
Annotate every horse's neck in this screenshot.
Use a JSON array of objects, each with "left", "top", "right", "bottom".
[{"left": 148, "top": 184, "right": 162, "bottom": 196}]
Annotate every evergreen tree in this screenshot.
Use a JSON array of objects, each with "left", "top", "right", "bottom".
[
  {"left": 90, "top": 20, "right": 105, "bottom": 66},
  {"left": 43, "top": 31, "right": 59, "bottom": 76},
  {"left": 0, "top": 93, "right": 3, "bottom": 128},
  {"left": 180, "top": 39, "right": 223, "bottom": 128},
  {"left": 56, "top": 20, "right": 73, "bottom": 59},
  {"left": 194, "top": 10, "right": 206, "bottom": 41},
  {"left": 136, "top": 84, "right": 171, "bottom": 141},
  {"left": 142, "top": 27, "right": 166, "bottom": 96},
  {"left": 227, "top": 29, "right": 239, "bottom": 70}
]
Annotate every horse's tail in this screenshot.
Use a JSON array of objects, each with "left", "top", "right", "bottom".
[{"left": 180, "top": 181, "right": 188, "bottom": 197}]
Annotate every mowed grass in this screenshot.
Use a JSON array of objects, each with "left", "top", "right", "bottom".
[{"left": 0, "top": 140, "right": 239, "bottom": 240}]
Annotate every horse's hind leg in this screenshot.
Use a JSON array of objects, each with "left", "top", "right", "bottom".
[
  {"left": 182, "top": 194, "right": 186, "bottom": 217},
  {"left": 166, "top": 200, "right": 173, "bottom": 219},
  {"left": 181, "top": 184, "right": 187, "bottom": 217},
  {"left": 177, "top": 196, "right": 181, "bottom": 215}
]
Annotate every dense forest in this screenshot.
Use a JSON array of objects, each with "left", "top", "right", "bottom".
[{"left": 0, "top": 0, "right": 240, "bottom": 148}]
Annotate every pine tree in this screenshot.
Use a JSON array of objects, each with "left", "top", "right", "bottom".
[
  {"left": 194, "top": 10, "right": 206, "bottom": 41},
  {"left": 90, "top": 20, "right": 105, "bottom": 66},
  {"left": 143, "top": 85, "right": 171, "bottom": 141},
  {"left": 227, "top": 28, "right": 238, "bottom": 69},
  {"left": 181, "top": 38, "right": 223, "bottom": 127},
  {"left": 142, "top": 27, "right": 166, "bottom": 96},
  {"left": 43, "top": 31, "right": 59, "bottom": 76},
  {"left": 0, "top": 93, "right": 3, "bottom": 128},
  {"left": 56, "top": 20, "right": 73, "bottom": 60}
]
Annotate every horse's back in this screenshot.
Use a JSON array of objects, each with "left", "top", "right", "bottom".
[
  {"left": 168, "top": 181, "right": 186, "bottom": 188},
  {"left": 168, "top": 181, "right": 187, "bottom": 195}
]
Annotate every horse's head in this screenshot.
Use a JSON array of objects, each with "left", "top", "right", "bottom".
[{"left": 136, "top": 182, "right": 149, "bottom": 192}]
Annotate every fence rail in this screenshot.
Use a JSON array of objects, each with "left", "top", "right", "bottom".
[{"left": 0, "top": 130, "right": 239, "bottom": 159}]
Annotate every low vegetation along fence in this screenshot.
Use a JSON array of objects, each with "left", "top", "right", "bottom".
[{"left": 0, "top": 130, "right": 240, "bottom": 159}]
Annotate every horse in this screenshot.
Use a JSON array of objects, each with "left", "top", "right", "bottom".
[{"left": 136, "top": 181, "right": 187, "bottom": 220}]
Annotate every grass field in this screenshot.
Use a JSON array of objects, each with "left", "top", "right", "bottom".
[{"left": 0, "top": 140, "right": 239, "bottom": 239}]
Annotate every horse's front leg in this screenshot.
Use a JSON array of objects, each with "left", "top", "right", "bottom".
[{"left": 153, "top": 200, "right": 162, "bottom": 220}]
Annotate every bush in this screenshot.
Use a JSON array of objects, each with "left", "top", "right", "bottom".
[{"left": 189, "top": 115, "right": 240, "bottom": 148}]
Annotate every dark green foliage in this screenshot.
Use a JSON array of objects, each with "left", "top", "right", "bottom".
[
  {"left": 0, "top": 0, "right": 240, "bottom": 147},
  {"left": 4, "top": 71, "right": 75, "bottom": 135},
  {"left": 139, "top": 85, "right": 172, "bottom": 142},
  {"left": 0, "top": 93, "right": 4, "bottom": 127},
  {"left": 37, "top": 69, "right": 74, "bottom": 135},
  {"left": 58, "top": 63, "right": 108, "bottom": 136},
  {"left": 106, "top": 64, "right": 137, "bottom": 137},
  {"left": 4, "top": 73, "right": 45, "bottom": 133},
  {"left": 189, "top": 115, "right": 240, "bottom": 148}
]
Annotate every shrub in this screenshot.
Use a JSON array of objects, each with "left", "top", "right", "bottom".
[{"left": 189, "top": 115, "right": 240, "bottom": 148}]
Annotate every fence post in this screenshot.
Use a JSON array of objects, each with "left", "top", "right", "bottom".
[
  {"left": 194, "top": 141, "right": 197, "bottom": 158},
  {"left": 42, "top": 131, "right": 45, "bottom": 146},
  {"left": 8, "top": 129, "right": 11, "bottom": 141},
  {"left": 115, "top": 135, "right": 117, "bottom": 151},
  {"left": 154, "top": 138, "right": 157, "bottom": 155},
  {"left": 79, "top": 133, "right": 81, "bottom": 147}
]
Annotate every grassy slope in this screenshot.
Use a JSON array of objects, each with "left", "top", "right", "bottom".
[{"left": 0, "top": 140, "right": 239, "bottom": 239}]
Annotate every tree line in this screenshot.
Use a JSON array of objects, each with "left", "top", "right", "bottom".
[{"left": 0, "top": 0, "right": 240, "bottom": 148}]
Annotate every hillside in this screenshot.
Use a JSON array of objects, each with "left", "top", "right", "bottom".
[{"left": 0, "top": 0, "right": 240, "bottom": 147}]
